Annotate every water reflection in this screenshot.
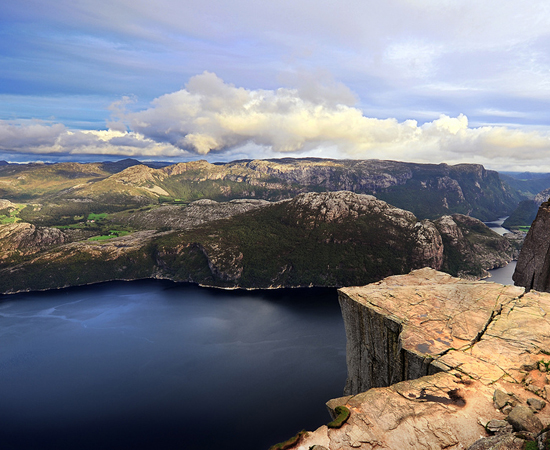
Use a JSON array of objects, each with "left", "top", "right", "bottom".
[{"left": 0, "top": 281, "right": 347, "bottom": 450}]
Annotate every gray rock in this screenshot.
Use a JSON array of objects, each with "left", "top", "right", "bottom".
[
  {"left": 527, "top": 397, "right": 546, "bottom": 411},
  {"left": 466, "top": 433, "right": 525, "bottom": 450},
  {"left": 537, "top": 431, "right": 550, "bottom": 449},
  {"left": 506, "top": 404, "right": 543, "bottom": 434},
  {"left": 485, "top": 419, "right": 513, "bottom": 434},
  {"left": 493, "top": 389, "right": 513, "bottom": 410},
  {"left": 502, "top": 405, "right": 513, "bottom": 415}
]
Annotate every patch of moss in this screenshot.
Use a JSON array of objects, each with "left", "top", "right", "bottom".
[
  {"left": 268, "top": 430, "right": 308, "bottom": 450},
  {"left": 327, "top": 406, "right": 350, "bottom": 428}
]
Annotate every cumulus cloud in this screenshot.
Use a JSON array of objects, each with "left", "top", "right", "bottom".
[
  {"left": 3, "top": 72, "right": 550, "bottom": 170},
  {"left": 0, "top": 122, "right": 184, "bottom": 158},
  {"left": 124, "top": 72, "right": 550, "bottom": 168}
]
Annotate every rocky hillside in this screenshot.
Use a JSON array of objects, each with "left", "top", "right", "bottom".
[
  {"left": 0, "top": 192, "right": 518, "bottom": 294},
  {"left": 0, "top": 158, "right": 522, "bottom": 222},
  {"left": 503, "top": 186, "right": 550, "bottom": 228}
]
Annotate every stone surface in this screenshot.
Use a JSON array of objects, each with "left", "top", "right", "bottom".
[
  {"left": 466, "top": 434, "right": 525, "bottom": 450},
  {"left": 293, "top": 268, "right": 550, "bottom": 450},
  {"left": 493, "top": 390, "right": 514, "bottom": 410},
  {"left": 507, "top": 405, "right": 543, "bottom": 433},
  {"left": 528, "top": 397, "right": 546, "bottom": 412},
  {"left": 485, "top": 419, "right": 512, "bottom": 434}
]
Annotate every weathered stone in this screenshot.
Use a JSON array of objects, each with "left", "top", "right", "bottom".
[
  {"left": 340, "top": 268, "right": 524, "bottom": 394},
  {"left": 466, "top": 433, "right": 525, "bottom": 450},
  {"left": 527, "top": 397, "right": 546, "bottom": 411},
  {"left": 540, "top": 362, "right": 547, "bottom": 372},
  {"left": 485, "top": 419, "right": 513, "bottom": 434},
  {"left": 294, "top": 269, "right": 550, "bottom": 450},
  {"left": 507, "top": 405, "right": 543, "bottom": 434},
  {"left": 537, "top": 430, "right": 550, "bottom": 449},
  {"left": 493, "top": 389, "right": 513, "bottom": 410},
  {"left": 309, "top": 446, "right": 329, "bottom": 450},
  {"left": 502, "top": 405, "right": 513, "bottom": 415}
]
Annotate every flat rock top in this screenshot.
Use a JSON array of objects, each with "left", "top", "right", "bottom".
[
  {"left": 341, "top": 268, "right": 525, "bottom": 367},
  {"left": 295, "top": 268, "right": 550, "bottom": 450}
]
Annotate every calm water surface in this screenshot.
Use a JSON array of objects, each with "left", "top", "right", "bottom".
[
  {"left": 0, "top": 281, "right": 347, "bottom": 450},
  {"left": 483, "top": 260, "right": 517, "bottom": 286}
]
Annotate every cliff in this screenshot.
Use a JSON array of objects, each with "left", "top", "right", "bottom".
[
  {"left": 513, "top": 200, "right": 550, "bottom": 291},
  {"left": 291, "top": 268, "right": 550, "bottom": 450},
  {"left": 0, "top": 192, "right": 517, "bottom": 293}
]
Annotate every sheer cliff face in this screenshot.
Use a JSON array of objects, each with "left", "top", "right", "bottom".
[
  {"left": 295, "top": 269, "right": 550, "bottom": 450},
  {"left": 514, "top": 202, "right": 550, "bottom": 291}
]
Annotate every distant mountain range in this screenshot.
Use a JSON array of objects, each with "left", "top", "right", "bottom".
[
  {"left": 0, "top": 191, "right": 521, "bottom": 293},
  {"left": 0, "top": 157, "right": 541, "bottom": 223}
]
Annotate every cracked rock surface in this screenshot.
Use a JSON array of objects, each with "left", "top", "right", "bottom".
[{"left": 293, "top": 268, "right": 550, "bottom": 450}]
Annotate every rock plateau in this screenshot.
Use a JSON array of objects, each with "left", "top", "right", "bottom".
[{"left": 292, "top": 268, "right": 550, "bottom": 450}]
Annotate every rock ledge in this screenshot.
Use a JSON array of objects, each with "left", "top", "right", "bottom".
[{"left": 293, "top": 268, "right": 550, "bottom": 450}]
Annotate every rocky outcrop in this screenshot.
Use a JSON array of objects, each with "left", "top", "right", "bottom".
[
  {"left": 435, "top": 214, "right": 516, "bottom": 278},
  {"left": 292, "top": 268, "right": 550, "bottom": 450},
  {"left": 513, "top": 201, "right": 550, "bottom": 291},
  {"left": 0, "top": 222, "right": 67, "bottom": 260},
  {"left": 0, "top": 192, "right": 517, "bottom": 293},
  {"left": 117, "top": 198, "right": 271, "bottom": 230}
]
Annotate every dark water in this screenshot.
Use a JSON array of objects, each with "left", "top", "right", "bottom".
[
  {"left": 0, "top": 281, "right": 347, "bottom": 450},
  {"left": 483, "top": 216, "right": 509, "bottom": 236},
  {"left": 483, "top": 260, "right": 517, "bottom": 286}
]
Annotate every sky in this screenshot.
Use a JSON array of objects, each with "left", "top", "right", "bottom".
[{"left": 2, "top": 0, "right": 550, "bottom": 171}]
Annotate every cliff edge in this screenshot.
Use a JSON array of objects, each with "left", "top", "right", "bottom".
[{"left": 291, "top": 268, "right": 550, "bottom": 450}]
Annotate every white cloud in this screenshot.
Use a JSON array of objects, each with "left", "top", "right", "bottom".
[{"left": 3, "top": 73, "right": 550, "bottom": 170}]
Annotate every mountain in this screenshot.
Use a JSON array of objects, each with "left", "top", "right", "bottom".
[
  {"left": 0, "top": 158, "right": 524, "bottom": 222},
  {"left": 0, "top": 192, "right": 519, "bottom": 294},
  {"left": 500, "top": 172, "right": 550, "bottom": 197},
  {"left": 503, "top": 186, "right": 550, "bottom": 228}
]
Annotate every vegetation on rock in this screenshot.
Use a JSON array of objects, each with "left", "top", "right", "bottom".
[{"left": 327, "top": 406, "right": 350, "bottom": 428}]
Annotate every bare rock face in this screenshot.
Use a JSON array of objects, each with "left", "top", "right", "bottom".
[
  {"left": 435, "top": 214, "right": 514, "bottom": 278},
  {"left": 293, "top": 268, "right": 550, "bottom": 450},
  {"left": 0, "top": 222, "right": 67, "bottom": 260},
  {"left": 514, "top": 201, "right": 550, "bottom": 291},
  {"left": 119, "top": 198, "right": 271, "bottom": 230}
]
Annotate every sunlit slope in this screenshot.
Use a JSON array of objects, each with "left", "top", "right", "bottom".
[
  {"left": 0, "top": 158, "right": 524, "bottom": 222},
  {"left": 0, "top": 162, "right": 110, "bottom": 201}
]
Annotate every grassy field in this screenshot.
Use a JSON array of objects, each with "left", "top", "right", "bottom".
[
  {"left": 89, "top": 230, "right": 131, "bottom": 241},
  {"left": 0, "top": 204, "right": 25, "bottom": 224}
]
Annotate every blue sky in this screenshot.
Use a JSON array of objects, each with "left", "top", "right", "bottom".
[{"left": 2, "top": 0, "right": 550, "bottom": 170}]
